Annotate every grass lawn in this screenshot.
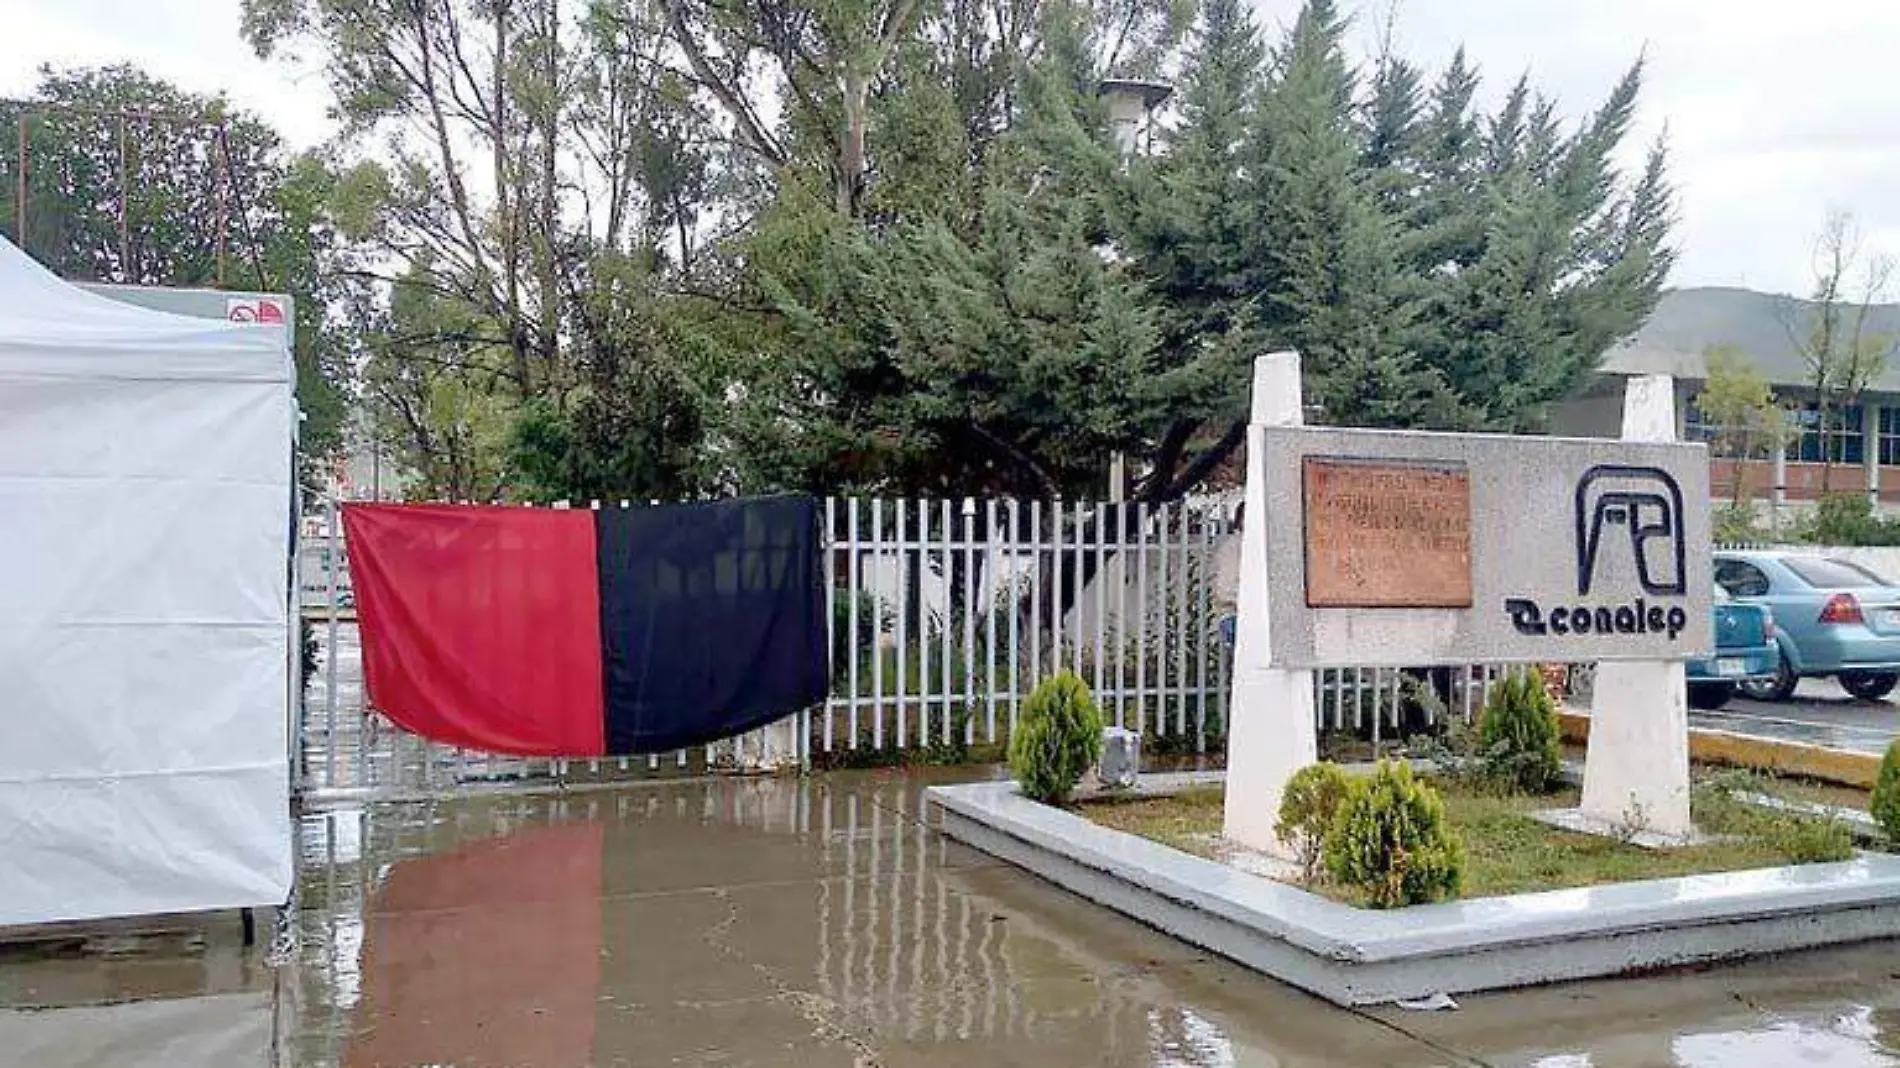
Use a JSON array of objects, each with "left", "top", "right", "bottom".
[
  {"left": 1688, "top": 767, "right": 1873, "bottom": 812},
  {"left": 1078, "top": 780, "right": 1862, "bottom": 904}
]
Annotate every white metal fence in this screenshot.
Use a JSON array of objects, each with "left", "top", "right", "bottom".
[{"left": 297, "top": 496, "right": 1515, "bottom": 800}]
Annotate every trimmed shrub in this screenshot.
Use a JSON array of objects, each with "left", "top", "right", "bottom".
[
  {"left": 1478, "top": 668, "right": 1564, "bottom": 794},
  {"left": 1324, "top": 761, "right": 1465, "bottom": 908},
  {"left": 1009, "top": 672, "right": 1105, "bottom": 804},
  {"left": 1807, "top": 493, "right": 1900, "bottom": 546},
  {"left": 1276, "top": 762, "right": 1351, "bottom": 884},
  {"left": 1874, "top": 740, "right": 1900, "bottom": 846},
  {"left": 1775, "top": 815, "right": 1857, "bottom": 864}
]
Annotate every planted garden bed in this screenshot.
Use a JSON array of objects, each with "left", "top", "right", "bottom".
[
  {"left": 933, "top": 669, "right": 1900, "bottom": 1003},
  {"left": 1078, "top": 777, "right": 1863, "bottom": 906}
]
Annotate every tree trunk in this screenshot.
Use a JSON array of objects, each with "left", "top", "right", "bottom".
[
  {"left": 536, "top": 0, "right": 561, "bottom": 387},
  {"left": 838, "top": 69, "right": 869, "bottom": 217}
]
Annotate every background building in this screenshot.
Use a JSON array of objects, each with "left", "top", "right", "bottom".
[{"left": 1553, "top": 287, "right": 1900, "bottom": 513}]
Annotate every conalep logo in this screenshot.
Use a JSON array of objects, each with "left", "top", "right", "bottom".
[{"left": 1505, "top": 465, "right": 1690, "bottom": 641}]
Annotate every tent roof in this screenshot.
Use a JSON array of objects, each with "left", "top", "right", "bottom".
[{"left": 0, "top": 236, "right": 289, "bottom": 382}]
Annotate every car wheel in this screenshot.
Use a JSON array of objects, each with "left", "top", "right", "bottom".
[
  {"left": 1738, "top": 658, "right": 1797, "bottom": 702},
  {"left": 1839, "top": 671, "right": 1900, "bottom": 702},
  {"left": 1688, "top": 682, "right": 1735, "bottom": 710}
]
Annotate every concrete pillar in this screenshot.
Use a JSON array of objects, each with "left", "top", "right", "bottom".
[
  {"left": 1097, "top": 81, "right": 1171, "bottom": 161},
  {"left": 1579, "top": 374, "right": 1694, "bottom": 840},
  {"left": 1221, "top": 353, "right": 1319, "bottom": 857},
  {"left": 1772, "top": 446, "right": 1788, "bottom": 530},
  {"left": 1105, "top": 93, "right": 1146, "bottom": 156},
  {"left": 1867, "top": 402, "right": 1882, "bottom": 509}
]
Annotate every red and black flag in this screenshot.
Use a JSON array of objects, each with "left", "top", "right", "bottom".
[{"left": 340, "top": 497, "right": 827, "bottom": 757}]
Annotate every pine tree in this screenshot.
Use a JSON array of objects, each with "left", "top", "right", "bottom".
[{"left": 1245, "top": 0, "right": 1451, "bottom": 427}]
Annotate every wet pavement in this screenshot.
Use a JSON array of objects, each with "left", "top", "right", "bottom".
[
  {"left": 4, "top": 769, "right": 1900, "bottom": 1067},
  {"left": 1568, "top": 676, "right": 1900, "bottom": 756},
  {"left": 1694, "top": 679, "right": 1900, "bottom": 755}
]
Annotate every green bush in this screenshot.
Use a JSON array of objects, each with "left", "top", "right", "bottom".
[
  {"left": 1323, "top": 761, "right": 1465, "bottom": 908},
  {"left": 1275, "top": 763, "right": 1351, "bottom": 885},
  {"left": 830, "top": 590, "right": 890, "bottom": 675},
  {"left": 1874, "top": 741, "right": 1900, "bottom": 846},
  {"left": 1694, "top": 778, "right": 1856, "bottom": 864},
  {"left": 1714, "top": 503, "right": 1766, "bottom": 545},
  {"left": 1807, "top": 493, "right": 1895, "bottom": 546},
  {"left": 1774, "top": 815, "right": 1857, "bottom": 863},
  {"left": 1477, "top": 668, "right": 1564, "bottom": 794},
  {"left": 1008, "top": 672, "right": 1104, "bottom": 804}
]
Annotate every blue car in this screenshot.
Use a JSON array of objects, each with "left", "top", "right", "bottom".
[
  {"left": 1714, "top": 551, "right": 1900, "bottom": 702},
  {"left": 1684, "top": 586, "right": 1779, "bottom": 710}
]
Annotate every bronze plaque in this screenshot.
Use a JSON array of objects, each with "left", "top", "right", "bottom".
[{"left": 1303, "top": 457, "right": 1473, "bottom": 608}]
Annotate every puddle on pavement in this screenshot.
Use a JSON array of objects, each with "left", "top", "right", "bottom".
[{"left": 1, "top": 769, "right": 1897, "bottom": 1066}]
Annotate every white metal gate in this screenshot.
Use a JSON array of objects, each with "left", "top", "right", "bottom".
[{"left": 296, "top": 496, "right": 1514, "bottom": 800}]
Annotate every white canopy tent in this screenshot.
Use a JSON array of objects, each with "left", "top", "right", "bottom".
[{"left": 0, "top": 236, "right": 294, "bottom": 927}]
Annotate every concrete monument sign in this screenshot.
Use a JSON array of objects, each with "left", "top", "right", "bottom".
[
  {"left": 1225, "top": 352, "right": 1708, "bottom": 854},
  {"left": 1261, "top": 426, "right": 1713, "bottom": 669}
]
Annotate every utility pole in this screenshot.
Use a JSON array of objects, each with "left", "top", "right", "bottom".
[{"left": 1095, "top": 78, "right": 1173, "bottom": 502}]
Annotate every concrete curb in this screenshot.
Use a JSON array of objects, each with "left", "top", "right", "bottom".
[
  {"left": 1558, "top": 710, "right": 1883, "bottom": 789},
  {"left": 928, "top": 776, "right": 1900, "bottom": 1006}
]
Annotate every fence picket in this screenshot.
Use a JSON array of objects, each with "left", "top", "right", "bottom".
[
  {"left": 940, "top": 498, "right": 953, "bottom": 747},
  {"left": 1049, "top": 500, "right": 1063, "bottom": 681},
  {"left": 851, "top": 499, "right": 865, "bottom": 750},
  {"left": 826, "top": 497, "right": 839, "bottom": 753},
  {"left": 1071, "top": 503, "right": 1086, "bottom": 678},
  {"left": 870, "top": 497, "right": 881, "bottom": 748},
  {"left": 1135, "top": 501, "right": 1149, "bottom": 737},
  {"left": 1154, "top": 503, "right": 1171, "bottom": 738},
  {"left": 963, "top": 499, "right": 979, "bottom": 746},
  {"left": 1173, "top": 506, "right": 1189, "bottom": 739},
  {"left": 984, "top": 499, "right": 1000, "bottom": 745},
  {"left": 881, "top": 498, "right": 895, "bottom": 751},
  {"left": 1196, "top": 509, "right": 1212, "bottom": 751},
  {"left": 1028, "top": 501, "right": 1041, "bottom": 712},
  {"left": 1093, "top": 502, "right": 1108, "bottom": 717}
]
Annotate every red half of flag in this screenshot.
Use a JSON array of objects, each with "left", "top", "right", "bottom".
[{"left": 340, "top": 499, "right": 827, "bottom": 758}]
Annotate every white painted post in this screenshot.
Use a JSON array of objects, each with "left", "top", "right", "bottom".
[
  {"left": 1579, "top": 374, "right": 1695, "bottom": 839},
  {"left": 1221, "top": 352, "right": 1319, "bottom": 857},
  {"left": 1772, "top": 443, "right": 1789, "bottom": 530},
  {"left": 1867, "top": 403, "right": 1882, "bottom": 510}
]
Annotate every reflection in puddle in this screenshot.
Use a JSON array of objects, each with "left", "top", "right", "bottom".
[
  {"left": 0, "top": 993, "right": 272, "bottom": 1068},
  {"left": 1673, "top": 1011, "right": 1900, "bottom": 1068},
  {"left": 1526, "top": 1010, "right": 1900, "bottom": 1068},
  {"left": 345, "top": 821, "right": 605, "bottom": 1068},
  {"left": 1150, "top": 1006, "right": 1236, "bottom": 1068},
  {"left": 284, "top": 775, "right": 1900, "bottom": 1068}
]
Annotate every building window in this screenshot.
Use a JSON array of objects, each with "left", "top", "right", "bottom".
[
  {"left": 1786, "top": 403, "right": 1864, "bottom": 465},
  {"left": 1880, "top": 407, "right": 1900, "bottom": 466},
  {"left": 1683, "top": 396, "right": 1787, "bottom": 455},
  {"left": 1683, "top": 399, "right": 1761, "bottom": 446}
]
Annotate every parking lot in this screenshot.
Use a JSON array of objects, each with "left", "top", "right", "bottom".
[{"left": 1695, "top": 678, "right": 1900, "bottom": 755}]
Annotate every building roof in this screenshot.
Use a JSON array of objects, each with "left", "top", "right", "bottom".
[
  {"left": 1603, "top": 286, "right": 1900, "bottom": 393},
  {"left": 1095, "top": 78, "right": 1174, "bottom": 109}
]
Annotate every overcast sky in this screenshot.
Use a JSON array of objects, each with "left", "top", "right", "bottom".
[{"left": 6, "top": 0, "right": 1898, "bottom": 298}]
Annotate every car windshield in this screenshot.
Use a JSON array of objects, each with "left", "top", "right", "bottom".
[{"left": 1782, "top": 557, "right": 1890, "bottom": 589}]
